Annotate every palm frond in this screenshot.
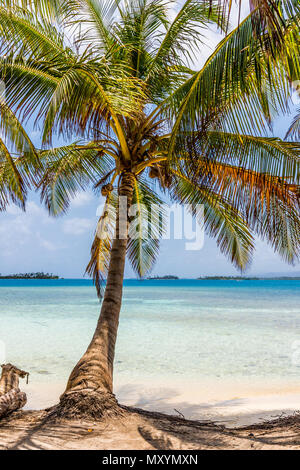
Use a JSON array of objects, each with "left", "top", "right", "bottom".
[
  {"left": 147, "top": 0, "right": 225, "bottom": 82},
  {"left": 1, "top": 59, "right": 61, "bottom": 124},
  {"left": 114, "top": 0, "right": 169, "bottom": 79},
  {"left": 0, "top": 0, "right": 298, "bottom": 286},
  {"left": 0, "top": 56, "right": 143, "bottom": 154},
  {"left": 0, "top": 102, "right": 38, "bottom": 171},
  {"left": 127, "top": 177, "right": 165, "bottom": 277},
  {"left": 286, "top": 110, "right": 300, "bottom": 141},
  {"left": 170, "top": 170, "right": 255, "bottom": 270},
  {"left": 63, "top": 0, "right": 120, "bottom": 54},
  {"left": 42, "top": 65, "right": 143, "bottom": 145},
  {"left": 204, "top": 0, "right": 299, "bottom": 37},
  {"left": 184, "top": 132, "right": 300, "bottom": 183},
  {"left": 39, "top": 142, "right": 113, "bottom": 216},
  {"left": 0, "top": 4, "right": 68, "bottom": 58},
  {"left": 0, "top": 137, "right": 26, "bottom": 210},
  {"left": 86, "top": 189, "right": 117, "bottom": 298},
  {"left": 165, "top": 3, "right": 300, "bottom": 159},
  {"left": 175, "top": 163, "right": 300, "bottom": 264},
  {"left": 0, "top": 0, "right": 63, "bottom": 20}
]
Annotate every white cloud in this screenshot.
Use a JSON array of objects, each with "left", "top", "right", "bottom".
[
  {"left": 5, "top": 204, "right": 23, "bottom": 216},
  {"left": 37, "top": 233, "right": 59, "bottom": 251},
  {"left": 71, "top": 192, "right": 94, "bottom": 208},
  {"left": 0, "top": 202, "right": 57, "bottom": 255},
  {"left": 63, "top": 217, "right": 95, "bottom": 235},
  {"left": 9, "top": 201, "right": 54, "bottom": 223}
]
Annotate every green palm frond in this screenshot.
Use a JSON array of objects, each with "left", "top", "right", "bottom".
[
  {"left": 174, "top": 163, "right": 300, "bottom": 264},
  {"left": 170, "top": 170, "right": 255, "bottom": 270},
  {"left": 0, "top": 102, "right": 38, "bottom": 167},
  {"left": 86, "top": 189, "right": 117, "bottom": 298},
  {"left": 147, "top": 0, "right": 224, "bottom": 77},
  {"left": 127, "top": 178, "right": 165, "bottom": 277},
  {"left": 286, "top": 110, "right": 300, "bottom": 141},
  {"left": 182, "top": 132, "right": 300, "bottom": 183},
  {"left": 204, "top": 0, "right": 299, "bottom": 37},
  {"left": 165, "top": 3, "right": 300, "bottom": 159},
  {"left": 42, "top": 65, "right": 144, "bottom": 144},
  {"left": 172, "top": 129, "right": 300, "bottom": 263},
  {"left": 0, "top": 4, "right": 68, "bottom": 58},
  {"left": 39, "top": 143, "right": 113, "bottom": 215},
  {"left": 0, "top": 101, "right": 38, "bottom": 210},
  {"left": 200, "top": 161, "right": 298, "bottom": 215},
  {"left": 0, "top": 137, "right": 26, "bottom": 210},
  {"left": 0, "top": 0, "right": 298, "bottom": 286},
  {"left": 1, "top": 60, "right": 61, "bottom": 124},
  {"left": 63, "top": 0, "right": 120, "bottom": 54},
  {"left": 0, "top": 0, "right": 63, "bottom": 19},
  {"left": 113, "top": 0, "right": 169, "bottom": 80}
]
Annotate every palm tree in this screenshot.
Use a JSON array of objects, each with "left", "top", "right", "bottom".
[{"left": 0, "top": 0, "right": 299, "bottom": 418}]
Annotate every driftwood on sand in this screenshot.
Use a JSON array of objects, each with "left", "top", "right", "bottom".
[{"left": 0, "top": 364, "right": 29, "bottom": 419}]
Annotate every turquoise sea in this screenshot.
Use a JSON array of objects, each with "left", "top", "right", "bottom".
[{"left": 0, "top": 279, "right": 300, "bottom": 409}]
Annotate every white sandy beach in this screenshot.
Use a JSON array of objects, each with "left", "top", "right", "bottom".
[{"left": 23, "top": 378, "right": 300, "bottom": 428}]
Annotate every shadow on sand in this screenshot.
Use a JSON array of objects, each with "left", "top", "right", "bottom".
[{"left": 0, "top": 402, "right": 300, "bottom": 450}]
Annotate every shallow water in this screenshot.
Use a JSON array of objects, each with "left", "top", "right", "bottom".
[{"left": 0, "top": 279, "right": 299, "bottom": 393}]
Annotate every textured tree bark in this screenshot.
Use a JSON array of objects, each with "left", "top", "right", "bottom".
[
  {"left": 57, "top": 172, "right": 136, "bottom": 419},
  {"left": 0, "top": 364, "right": 28, "bottom": 418},
  {"left": 0, "top": 389, "right": 27, "bottom": 418}
]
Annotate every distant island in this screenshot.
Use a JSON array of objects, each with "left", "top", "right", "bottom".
[
  {"left": 269, "top": 277, "right": 300, "bottom": 280},
  {"left": 197, "top": 276, "right": 300, "bottom": 280},
  {"left": 0, "top": 272, "right": 60, "bottom": 280},
  {"left": 197, "top": 276, "right": 259, "bottom": 281},
  {"left": 147, "top": 275, "right": 179, "bottom": 280}
]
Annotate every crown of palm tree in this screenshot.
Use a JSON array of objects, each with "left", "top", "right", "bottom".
[{"left": 0, "top": 0, "right": 299, "bottom": 296}]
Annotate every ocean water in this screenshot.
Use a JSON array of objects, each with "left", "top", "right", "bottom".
[{"left": 0, "top": 279, "right": 300, "bottom": 397}]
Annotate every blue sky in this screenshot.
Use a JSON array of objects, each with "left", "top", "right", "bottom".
[{"left": 0, "top": 3, "right": 299, "bottom": 279}]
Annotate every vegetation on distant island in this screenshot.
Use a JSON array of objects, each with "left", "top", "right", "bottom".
[
  {"left": 197, "top": 276, "right": 300, "bottom": 280},
  {"left": 198, "top": 276, "right": 259, "bottom": 280},
  {"left": 0, "top": 0, "right": 299, "bottom": 420},
  {"left": 266, "top": 277, "right": 300, "bottom": 280},
  {"left": 148, "top": 275, "right": 179, "bottom": 280},
  {"left": 0, "top": 273, "right": 59, "bottom": 280}
]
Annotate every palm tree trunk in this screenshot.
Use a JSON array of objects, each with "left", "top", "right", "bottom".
[{"left": 57, "top": 172, "right": 135, "bottom": 419}]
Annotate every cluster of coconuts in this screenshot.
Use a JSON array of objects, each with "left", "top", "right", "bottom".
[
  {"left": 101, "top": 183, "right": 114, "bottom": 196},
  {"left": 149, "top": 164, "right": 172, "bottom": 188}
]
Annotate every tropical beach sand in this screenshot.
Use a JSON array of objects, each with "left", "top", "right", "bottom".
[
  {"left": 24, "top": 380, "right": 300, "bottom": 428},
  {"left": 1, "top": 402, "right": 300, "bottom": 450},
  {"left": 0, "top": 380, "right": 299, "bottom": 450}
]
